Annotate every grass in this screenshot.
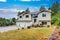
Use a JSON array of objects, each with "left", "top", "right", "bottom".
[{"left": 0, "top": 27, "right": 54, "bottom": 40}]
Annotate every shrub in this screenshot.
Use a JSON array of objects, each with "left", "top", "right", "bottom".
[
  {"left": 32, "top": 24, "right": 35, "bottom": 27},
  {"left": 58, "top": 31, "right": 60, "bottom": 35},
  {"left": 18, "top": 28, "right": 20, "bottom": 30},
  {"left": 32, "top": 24, "right": 38, "bottom": 27},
  {"left": 51, "top": 17, "right": 58, "bottom": 24},
  {"left": 27, "top": 26, "right": 31, "bottom": 29},
  {"left": 57, "top": 20, "right": 60, "bottom": 26},
  {"left": 22, "top": 27, "right": 24, "bottom": 29},
  {"left": 40, "top": 24, "right": 43, "bottom": 27},
  {"left": 47, "top": 25, "right": 50, "bottom": 27}
]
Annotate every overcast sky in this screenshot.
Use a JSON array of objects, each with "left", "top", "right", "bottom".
[{"left": 0, "top": 0, "right": 60, "bottom": 19}]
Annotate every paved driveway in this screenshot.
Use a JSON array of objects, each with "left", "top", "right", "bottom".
[{"left": 0, "top": 26, "right": 18, "bottom": 33}]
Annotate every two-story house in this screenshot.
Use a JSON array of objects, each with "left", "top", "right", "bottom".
[{"left": 16, "top": 10, "right": 51, "bottom": 28}]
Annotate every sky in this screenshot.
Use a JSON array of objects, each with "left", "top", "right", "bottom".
[{"left": 0, "top": 0, "right": 60, "bottom": 19}]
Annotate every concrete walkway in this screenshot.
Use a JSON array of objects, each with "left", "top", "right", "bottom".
[{"left": 0, "top": 26, "right": 18, "bottom": 33}]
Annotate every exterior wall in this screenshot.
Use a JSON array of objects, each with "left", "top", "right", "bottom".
[
  {"left": 32, "top": 18, "right": 39, "bottom": 24},
  {"left": 18, "top": 14, "right": 32, "bottom": 21},
  {"left": 23, "top": 14, "right": 32, "bottom": 21},
  {"left": 16, "top": 11, "right": 51, "bottom": 27},
  {"left": 38, "top": 21, "right": 51, "bottom": 26},
  {"left": 47, "top": 22, "right": 51, "bottom": 25},
  {"left": 25, "top": 22, "right": 32, "bottom": 27},
  {"left": 16, "top": 13, "right": 32, "bottom": 28},
  {"left": 38, "top": 22, "right": 41, "bottom": 25},
  {"left": 38, "top": 12, "right": 51, "bottom": 20},
  {"left": 18, "top": 14, "right": 23, "bottom": 20},
  {"left": 16, "top": 21, "right": 32, "bottom": 28},
  {"left": 16, "top": 22, "right": 25, "bottom": 27}
]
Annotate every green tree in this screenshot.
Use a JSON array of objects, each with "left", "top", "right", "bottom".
[
  {"left": 25, "top": 8, "right": 30, "bottom": 14},
  {"left": 12, "top": 18, "right": 16, "bottom": 23},
  {"left": 51, "top": 17, "right": 58, "bottom": 24},
  {"left": 0, "top": 18, "right": 15, "bottom": 26},
  {"left": 18, "top": 11, "right": 22, "bottom": 16},
  {"left": 39, "top": 6, "right": 46, "bottom": 11},
  {"left": 49, "top": 1, "right": 59, "bottom": 15}
]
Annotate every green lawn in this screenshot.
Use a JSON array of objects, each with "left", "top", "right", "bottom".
[{"left": 0, "top": 27, "right": 54, "bottom": 40}]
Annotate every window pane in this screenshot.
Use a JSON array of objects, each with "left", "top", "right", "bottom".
[
  {"left": 42, "top": 13, "right": 46, "bottom": 17},
  {"left": 42, "top": 22, "right": 47, "bottom": 25},
  {"left": 20, "top": 16, "right": 22, "bottom": 18},
  {"left": 33, "top": 14, "right": 38, "bottom": 18},
  {"left": 26, "top": 15, "right": 29, "bottom": 18}
]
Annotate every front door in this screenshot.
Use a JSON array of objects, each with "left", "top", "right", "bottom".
[{"left": 34, "top": 19, "right": 37, "bottom": 23}]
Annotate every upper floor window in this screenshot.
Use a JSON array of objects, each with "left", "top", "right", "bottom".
[
  {"left": 42, "top": 13, "right": 46, "bottom": 17},
  {"left": 26, "top": 15, "right": 29, "bottom": 18},
  {"left": 20, "top": 16, "right": 22, "bottom": 18},
  {"left": 33, "top": 14, "right": 38, "bottom": 18}
]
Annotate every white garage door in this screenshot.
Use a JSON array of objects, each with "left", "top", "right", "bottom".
[{"left": 16, "top": 22, "right": 32, "bottom": 28}]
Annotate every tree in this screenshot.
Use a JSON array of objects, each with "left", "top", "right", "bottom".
[
  {"left": 0, "top": 18, "right": 11, "bottom": 26},
  {"left": 12, "top": 18, "right": 16, "bottom": 23},
  {"left": 25, "top": 8, "right": 30, "bottom": 14},
  {"left": 51, "top": 17, "right": 58, "bottom": 24},
  {"left": 39, "top": 6, "right": 46, "bottom": 11},
  {"left": 49, "top": 1, "right": 59, "bottom": 15},
  {"left": 18, "top": 11, "right": 21, "bottom": 16}
]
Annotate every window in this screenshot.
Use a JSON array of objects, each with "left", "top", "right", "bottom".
[
  {"left": 20, "top": 16, "right": 22, "bottom": 18},
  {"left": 42, "top": 22, "right": 47, "bottom": 25},
  {"left": 42, "top": 13, "right": 46, "bottom": 17},
  {"left": 26, "top": 15, "right": 29, "bottom": 18},
  {"left": 33, "top": 14, "right": 38, "bottom": 18},
  {"left": 34, "top": 19, "right": 37, "bottom": 23}
]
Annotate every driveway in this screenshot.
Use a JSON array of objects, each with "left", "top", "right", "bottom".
[{"left": 0, "top": 26, "right": 18, "bottom": 33}]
